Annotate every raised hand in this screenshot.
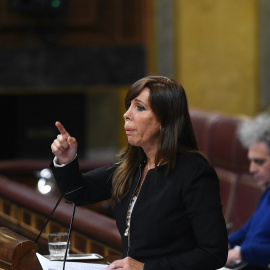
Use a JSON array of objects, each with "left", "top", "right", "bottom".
[{"left": 51, "top": 121, "right": 78, "bottom": 165}]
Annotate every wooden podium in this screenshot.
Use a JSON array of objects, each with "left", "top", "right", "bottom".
[{"left": 0, "top": 227, "right": 42, "bottom": 270}]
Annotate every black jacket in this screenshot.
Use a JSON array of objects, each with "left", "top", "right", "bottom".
[{"left": 51, "top": 152, "right": 228, "bottom": 270}]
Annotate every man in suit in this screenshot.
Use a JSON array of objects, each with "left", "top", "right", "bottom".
[{"left": 226, "top": 112, "right": 270, "bottom": 270}]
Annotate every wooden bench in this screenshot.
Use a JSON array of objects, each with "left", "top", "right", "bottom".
[{"left": 0, "top": 175, "right": 122, "bottom": 256}]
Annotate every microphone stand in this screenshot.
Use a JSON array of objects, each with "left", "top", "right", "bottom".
[
  {"left": 35, "top": 186, "right": 82, "bottom": 270},
  {"left": 35, "top": 193, "right": 65, "bottom": 244},
  {"left": 63, "top": 201, "right": 76, "bottom": 270}
]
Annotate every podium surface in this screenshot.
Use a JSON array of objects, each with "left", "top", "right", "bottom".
[{"left": 0, "top": 227, "right": 42, "bottom": 270}]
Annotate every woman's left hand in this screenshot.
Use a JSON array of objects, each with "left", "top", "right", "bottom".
[{"left": 105, "top": 257, "right": 144, "bottom": 270}]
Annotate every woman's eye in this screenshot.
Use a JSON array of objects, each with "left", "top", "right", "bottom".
[{"left": 137, "top": 105, "right": 145, "bottom": 111}]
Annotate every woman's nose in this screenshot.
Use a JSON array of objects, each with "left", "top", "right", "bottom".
[{"left": 123, "top": 107, "right": 131, "bottom": 120}]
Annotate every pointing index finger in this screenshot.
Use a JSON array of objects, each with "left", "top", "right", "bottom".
[{"left": 55, "top": 121, "right": 70, "bottom": 137}]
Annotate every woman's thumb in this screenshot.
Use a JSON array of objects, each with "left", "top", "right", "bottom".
[{"left": 67, "top": 136, "right": 77, "bottom": 148}]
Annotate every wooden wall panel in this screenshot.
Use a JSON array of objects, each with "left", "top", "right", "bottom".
[
  {"left": 174, "top": 0, "right": 259, "bottom": 116},
  {"left": 0, "top": 0, "right": 148, "bottom": 46}
]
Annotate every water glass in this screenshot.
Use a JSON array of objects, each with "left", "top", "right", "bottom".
[{"left": 48, "top": 232, "right": 70, "bottom": 260}]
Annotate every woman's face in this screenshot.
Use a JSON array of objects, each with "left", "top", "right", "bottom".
[{"left": 124, "top": 87, "right": 161, "bottom": 153}]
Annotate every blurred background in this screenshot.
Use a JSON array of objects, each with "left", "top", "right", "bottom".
[{"left": 1, "top": 0, "right": 269, "bottom": 162}]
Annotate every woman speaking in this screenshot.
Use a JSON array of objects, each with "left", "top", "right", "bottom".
[{"left": 51, "top": 76, "right": 228, "bottom": 270}]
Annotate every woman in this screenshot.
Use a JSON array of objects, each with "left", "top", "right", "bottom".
[{"left": 51, "top": 76, "right": 228, "bottom": 270}]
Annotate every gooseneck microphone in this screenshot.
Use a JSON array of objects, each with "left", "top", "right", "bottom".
[
  {"left": 35, "top": 186, "right": 82, "bottom": 243},
  {"left": 35, "top": 186, "right": 82, "bottom": 270}
]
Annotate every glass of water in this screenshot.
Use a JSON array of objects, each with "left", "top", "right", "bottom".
[{"left": 48, "top": 232, "right": 70, "bottom": 260}]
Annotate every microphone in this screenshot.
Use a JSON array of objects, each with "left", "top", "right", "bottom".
[{"left": 35, "top": 186, "right": 82, "bottom": 270}]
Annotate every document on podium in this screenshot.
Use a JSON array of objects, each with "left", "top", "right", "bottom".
[
  {"left": 217, "top": 261, "right": 247, "bottom": 270},
  {"left": 36, "top": 253, "right": 108, "bottom": 270}
]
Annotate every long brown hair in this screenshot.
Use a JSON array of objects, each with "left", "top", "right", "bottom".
[{"left": 111, "top": 76, "right": 199, "bottom": 203}]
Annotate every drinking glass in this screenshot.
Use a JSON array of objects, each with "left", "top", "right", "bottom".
[{"left": 48, "top": 232, "right": 69, "bottom": 260}]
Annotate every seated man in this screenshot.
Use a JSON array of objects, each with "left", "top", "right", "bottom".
[{"left": 226, "top": 112, "right": 270, "bottom": 270}]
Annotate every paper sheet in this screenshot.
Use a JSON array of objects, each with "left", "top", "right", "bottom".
[{"left": 36, "top": 253, "right": 108, "bottom": 270}]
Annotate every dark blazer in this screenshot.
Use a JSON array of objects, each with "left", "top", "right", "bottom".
[{"left": 51, "top": 152, "right": 228, "bottom": 270}]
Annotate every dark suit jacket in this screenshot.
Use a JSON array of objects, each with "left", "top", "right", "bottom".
[{"left": 51, "top": 152, "right": 228, "bottom": 270}]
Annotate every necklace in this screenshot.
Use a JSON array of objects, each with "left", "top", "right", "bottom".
[
  {"left": 124, "top": 195, "right": 137, "bottom": 236},
  {"left": 124, "top": 164, "right": 147, "bottom": 237}
]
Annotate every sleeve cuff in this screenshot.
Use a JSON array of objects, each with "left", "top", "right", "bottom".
[{"left": 53, "top": 155, "right": 77, "bottom": 167}]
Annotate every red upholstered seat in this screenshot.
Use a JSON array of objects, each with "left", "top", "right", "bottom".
[
  {"left": 190, "top": 109, "right": 257, "bottom": 233},
  {"left": 229, "top": 173, "right": 263, "bottom": 231},
  {"left": 215, "top": 167, "right": 238, "bottom": 222},
  {"left": 207, "top": 116, "right": 242, "bottom": 171},
  {"left": 190, "top": 109, "right": 219, "bottom": 156}
]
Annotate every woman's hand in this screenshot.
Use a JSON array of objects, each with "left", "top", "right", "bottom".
[
  {"left": 105, "top": 257, "right": 144, "bottom": 270},
  {"left": 226, "top": 246, "right": 242, "bottom": 266},
  {"left": 51, "top": 121, "right": 78, "bottom": 165}
]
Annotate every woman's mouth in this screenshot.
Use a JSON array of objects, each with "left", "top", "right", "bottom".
[{"left": 125, "top": 128, "right": 135, "bottom": 134}]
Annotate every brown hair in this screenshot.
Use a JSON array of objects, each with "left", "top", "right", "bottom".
[{"left": 111, "top": 76, "right": 199, "bottom": 203}]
